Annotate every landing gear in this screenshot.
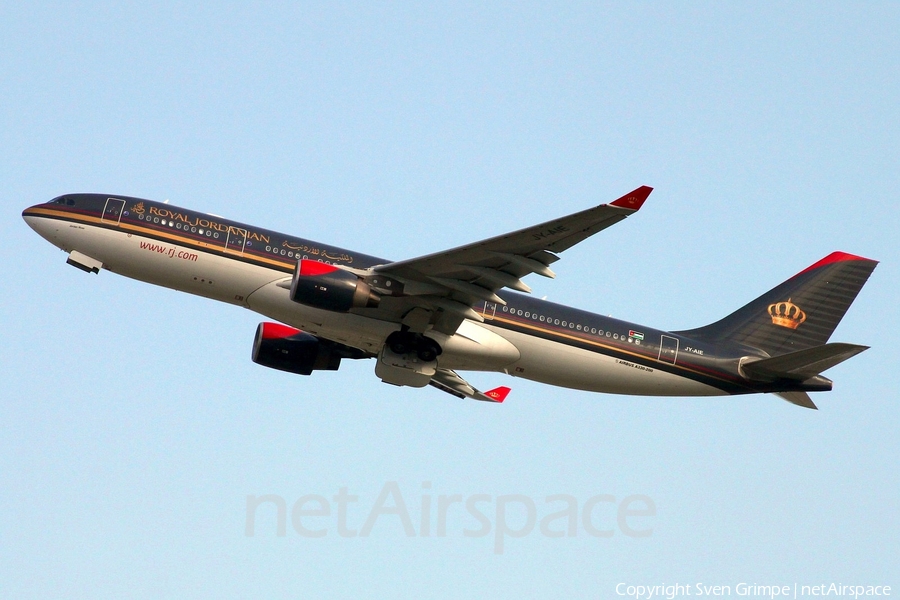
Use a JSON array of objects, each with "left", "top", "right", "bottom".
[
  {"left": 416, "top": 343, "right": 439, "bottom": 363},
  {"left": 385, "top": 331, "right": 442, "bottom": 362},
  {"left": 388, "top": 335, "right": 412, "bottom": 355}
]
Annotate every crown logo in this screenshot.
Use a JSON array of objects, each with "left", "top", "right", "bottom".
[
  {"left": 768, "top": 298, "right": 806, "bottom": 329},
  {"left": 133, "top": 202, "right": 145, "bottom": 214}
]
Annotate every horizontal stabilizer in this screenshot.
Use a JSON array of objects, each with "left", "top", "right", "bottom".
[
  {"left": 774, "top": 391, "right": 818, "bottom": 410},
  {"left": 743, "top": 343, "right": 869, "bottom": 381}
]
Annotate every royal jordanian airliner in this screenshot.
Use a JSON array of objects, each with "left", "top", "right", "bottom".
[{"left": 23, "top": 187, "right": 877, "bottom": 409}]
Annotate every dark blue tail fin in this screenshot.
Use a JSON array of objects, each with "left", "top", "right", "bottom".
[{"left": 676, "top": 252, "right": 878, "bottom": 356}]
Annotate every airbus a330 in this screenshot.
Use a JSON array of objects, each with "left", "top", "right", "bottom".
[{"left": 23, "top": 187, "right": 877, "bottom": 409}]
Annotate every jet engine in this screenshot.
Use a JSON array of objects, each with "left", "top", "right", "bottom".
[
  {"left": 289, "top": 259, "right": 380, "bottom": 312},
  {"left": 251, "top": 322, "right": 345, "bottom": 375}
]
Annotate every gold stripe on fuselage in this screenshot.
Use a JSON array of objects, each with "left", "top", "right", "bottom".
[
  {"left": 27, "top": 206, "right": 296, "bottom": 272},
  {"left": 487, "top": 313, "right": 738, "bottom": 386}
]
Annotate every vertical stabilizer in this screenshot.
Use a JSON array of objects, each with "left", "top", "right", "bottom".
[{"left": 677, "top": 252, "right": 877, "bottom": 356}]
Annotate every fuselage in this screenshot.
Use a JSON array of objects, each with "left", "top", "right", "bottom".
[{"left": 24, "top": 193, "right": 783, "bottom": 398}]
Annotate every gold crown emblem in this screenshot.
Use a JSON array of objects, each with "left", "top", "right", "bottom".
[
  {"left": 768, "top": 298, "right": 806, "bottom": 329},
  {"left": 133, "top": 202, "right": 145, "bottom": 214}
]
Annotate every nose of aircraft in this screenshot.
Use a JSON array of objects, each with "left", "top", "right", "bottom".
[
  {"left": 22, "top": 202, "right": 44, "bottom": 226},
  {"left": 22, "top": 200, "right": 61, "bottom": 245}
]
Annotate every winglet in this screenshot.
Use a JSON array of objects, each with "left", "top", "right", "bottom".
[
  {"left": 483, "top": 386, "right": 511, "bottom": 403},
  {"left": 610, "top": 186, "right": 653, "bottom": 211}
]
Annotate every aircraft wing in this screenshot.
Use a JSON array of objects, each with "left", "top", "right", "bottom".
[
  {"left": 429, "top": 368, "right": 511, "bottom": 403},
  {"left": 371, "top": 186, "right": 652, "bottom": 333}
]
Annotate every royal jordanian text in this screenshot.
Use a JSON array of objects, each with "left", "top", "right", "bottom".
[{"left": 147, "top": 206, "right": 271, "bottom": 243}]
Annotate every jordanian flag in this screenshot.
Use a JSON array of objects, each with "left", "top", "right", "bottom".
[{"left": 628, "top": 330, "right": 644, "bottom": 341}]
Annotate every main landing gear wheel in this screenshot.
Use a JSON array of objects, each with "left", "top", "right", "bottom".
[
  {"left": 386, "top": 331, "right": 442, "bottom": 362},
  {"left": 389, "top": 336, "right": 412, "bottom": 355},
  {"left": 415, "top": 341, "right": 439, "bottom": 362}
]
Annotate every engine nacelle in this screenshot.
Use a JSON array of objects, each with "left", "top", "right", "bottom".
[
  {"left": 251, "top": 322, "right": 342, "bottom": 375},
  {"left": 289, "top": 259, "right": 380, "bottom": 312}
]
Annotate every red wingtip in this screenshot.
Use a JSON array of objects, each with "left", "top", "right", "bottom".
[
  {"left": 484, "top": 386, "right": 511, "bottom": 403},
  {"left": 610, "top": 186, "right": 653, "bottom": 211},
  {"left": 795, "top": 251, "right": 878, "bottom": 277}
]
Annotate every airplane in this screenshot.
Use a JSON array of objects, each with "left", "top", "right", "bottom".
[{"left": 22, "top": 187, "right": 878, "bottom": 409}]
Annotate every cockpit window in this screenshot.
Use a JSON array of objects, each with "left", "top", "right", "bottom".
[{"left": 49, "top": 196, "right": 75, "bottom": 206}]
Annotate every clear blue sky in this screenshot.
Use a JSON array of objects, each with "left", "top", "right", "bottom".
[{"left": 2, "top": 3, "right": 897, "bottom": 598}]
